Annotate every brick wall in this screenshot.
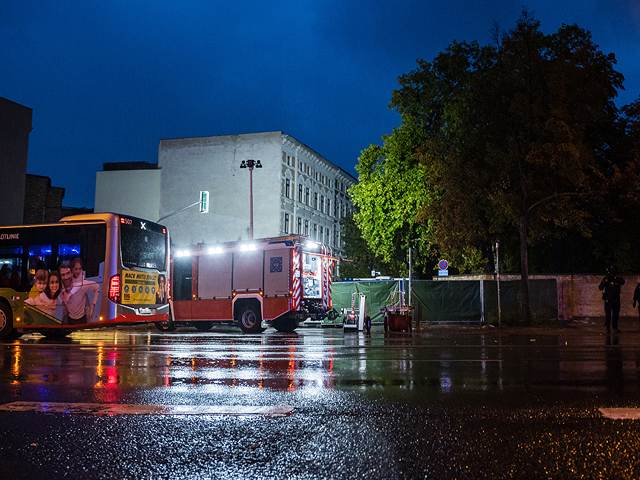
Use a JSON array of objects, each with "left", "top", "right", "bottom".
[{"left": 23, "top": 174, "right": 65, "bottom": 224}]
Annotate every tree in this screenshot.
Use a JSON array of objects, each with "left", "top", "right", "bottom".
[
  {"left": 338, "top": 212, "right": 399, "bottom": 279},
  {"left": 362, "top": 10, "right": 629, "bottom": 323},
  {"left": 350, "top": 121, "right": 436, "bottom": 275}
]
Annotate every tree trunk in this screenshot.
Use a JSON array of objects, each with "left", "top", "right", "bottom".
[{"left": 519, "top": 213, "right": 531, "bottom": 325}]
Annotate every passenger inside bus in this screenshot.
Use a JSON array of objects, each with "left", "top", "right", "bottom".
[{"left": 0, "top": 264, "right": 10, "bottom": 286}]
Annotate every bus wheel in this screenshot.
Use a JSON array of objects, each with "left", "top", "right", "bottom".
[
  {"left": 155, "top": 320, "right": 177, "bottom": 332},
  {"left": 238, "top": 304, "right": 261, "bottom": 334},
  {"left": 0, "top": 303, "right": 16, "bottom": 340},
  {"left": 41, "top": 329, "right": 72, "bottom": 339},
  {"left": 273, "top": 317, "right": 297, "bottom": 333},
  {"left": 194, "top": 321, "right": 214, "bottom": 332}
]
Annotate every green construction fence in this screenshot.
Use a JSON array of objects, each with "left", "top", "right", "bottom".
[{"left": 331, "top": 278, "right": 558, "bottom": 325}]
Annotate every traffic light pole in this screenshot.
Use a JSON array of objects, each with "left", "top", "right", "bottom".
[{"left": 157, "top": 191, "right": 209, "bottom": 223}]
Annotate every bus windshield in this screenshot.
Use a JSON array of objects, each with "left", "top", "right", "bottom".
[{"left": 120, "top": 223, "right": 167, "bottom": 270}]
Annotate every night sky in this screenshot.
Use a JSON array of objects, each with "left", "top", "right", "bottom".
[{"left": 2, "top": 1, "right": 639, "bottom": 208}]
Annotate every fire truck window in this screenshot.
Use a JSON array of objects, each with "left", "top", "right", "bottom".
[{"left": 173, "top": 257, "right": 193, "bottom": 301}]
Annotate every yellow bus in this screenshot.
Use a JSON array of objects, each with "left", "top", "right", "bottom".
[{"left": 0, "top": 213, "right": 170, "bottom": 339}]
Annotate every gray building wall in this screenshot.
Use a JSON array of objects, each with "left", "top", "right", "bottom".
[
  {"left": 0, "top": 97, "right": 32, "bottom": 226},
  {"left": 157, "top": 132, "right": 356, "bottom": 250},
  {"left": 159, "top": 132, "right": 283, "bottom": 246},
  {"left": 94, "top": 168, "right": 161, "bottom": 222},
  {"left": 94, "top": 132, "right": 357, "bottom": 254}
]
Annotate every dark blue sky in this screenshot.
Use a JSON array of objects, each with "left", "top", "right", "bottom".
[{"left": 2, "top": 1, "right": 639, "bottom": 208}]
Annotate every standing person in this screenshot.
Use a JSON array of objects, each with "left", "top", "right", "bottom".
[
  {"left": 0, "top": 264, "right": 11, "bottom": 286},
  {"left": 156, "top": 274, "right": 167, "bottom": 304},
  {"left": 633, "top": 281, "right": 640, "bottom": 322},
  {"left": 599, "top": 266, "right": 625, "bottom": 334},
  {"left": 59, "top": 261, "right": 100, "bottom": 325},
  {"left": 29, "top": 269, "right": 49, "bottom": 299},
  {"left": 70, "top": 257, "right": 86, "bottom": 285},
  {"left": 25, "top": 270, "right": 61, "bottom": 316}
]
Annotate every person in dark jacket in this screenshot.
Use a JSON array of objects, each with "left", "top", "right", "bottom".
[
  {"left": 633, "top": 282, "right": 640, "bottom": 322},
  {"left": 599, "top": 266, "right": 625, "bottom": 333}
]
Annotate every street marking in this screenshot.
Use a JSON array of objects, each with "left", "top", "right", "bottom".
[
  {"left": 599, "top": 408, "right": 640, "bottom": 420},
  {"left": 0, "top": 402, "right": 293, "bottom": 417}
]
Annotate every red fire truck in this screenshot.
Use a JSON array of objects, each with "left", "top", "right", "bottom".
[{"left": 164, "top": 235, "right": 338, "bottom": 333}]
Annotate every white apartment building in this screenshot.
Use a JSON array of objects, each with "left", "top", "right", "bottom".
[{"left": 95, "top": 131, "right": 356, "bottom": 255}]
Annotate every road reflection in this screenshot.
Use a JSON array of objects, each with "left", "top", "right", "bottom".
[{"left": 2, "top": 327, "right": 639, "bottom": 404}]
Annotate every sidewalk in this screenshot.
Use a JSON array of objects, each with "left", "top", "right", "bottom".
[{"left": 417, "top": 315, "right": 640, "bottom": 336}]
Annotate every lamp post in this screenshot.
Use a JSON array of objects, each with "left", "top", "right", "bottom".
[{"left": 239, "top": 159, "right": 262, "bottom": 239}]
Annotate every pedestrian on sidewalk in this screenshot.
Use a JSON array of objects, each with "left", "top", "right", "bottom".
[
  {"left": 633, "top": 281, "right": 640, "bottom": 322},
  {"left": 599, "top": 266, "right": 625, "bottom": 334}
]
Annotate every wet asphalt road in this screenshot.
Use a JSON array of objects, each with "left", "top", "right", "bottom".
[{"left": 1, "top": 319, "right": 640, "bottom": 479}]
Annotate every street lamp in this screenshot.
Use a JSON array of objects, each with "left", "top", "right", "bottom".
[{"left": 239, "top": 159, "right": 262, "bottom": 239}]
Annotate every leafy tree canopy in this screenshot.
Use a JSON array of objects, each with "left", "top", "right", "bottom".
[
  {"left": 350, "top": 120, "right": 436, "bottom": 274},
  {"left": 349, "top": 9, "right": 640, "bottom": 322}
]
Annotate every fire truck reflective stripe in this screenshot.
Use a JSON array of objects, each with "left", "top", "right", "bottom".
[
  {"left": 292, "top": 249, "right": 301, "bottom": 310},
  {"left": 0, "top": 402, "right": 294, "bottom": 417},
  {"left": 321, "top": 246, "right": 328, "bottom": 309},
  {"left": 328, "top": 259, "right": 333, "bottom": 308},
  {"left": 323, "top": 259, "right": 329, "bottom": 309}
]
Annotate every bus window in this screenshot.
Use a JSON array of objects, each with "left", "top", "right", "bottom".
[
  {"left": 0, "top": 261, "right": 22, "bottom": 288},
  {"left": 0, "top": 247, "right": 24, "bottom": 288},
  {"left": 121, "top": 224, "right": 166, "bottom": 270},
  {"left": 85, "top": 226, "right": 106, "bottom": 278},
  {"left": 58, "top": 244, "right": 81, "bottom": 262},
  {"left": 28, "top": 245, "right": 53, "bottom": 275}
]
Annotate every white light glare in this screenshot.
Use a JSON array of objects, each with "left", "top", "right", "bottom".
[
  {"left": 240, "top": 243, "right": 257, "bottom": 251},
  {"left": 208, "top": 246, "right": 224, "bottom": 254},
  {"left": 176, "top": 250, "right": 191, "bottom": 257},
  {"left": 305, "top": 241, "right": 320, "bottom": 251}
]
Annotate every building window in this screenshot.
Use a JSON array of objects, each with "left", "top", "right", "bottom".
[
  {"left": 326, "top": 198, "right": 330, "bottom": 216},
  {"left": 304, "top": 220, "right": 309, "bottom": 236},
  {"left": 285, "top": 179, "right": 290, "bottom": 199},
  {"left": 314, "top": 192, "right": 318, "bottom": 210},
  {"left": 320, "top": 195, "right": 324, "bottom": 213},
  {"left": 284, "top": 213, "right": 289, "bottom": 234},
  {"left": 297, "top": 217, "right": 302, "bottom": 234},
  {"left": 319, "top": 226, "right": 323, "bottom": 243},
  {"left": 314, "top": 223, "right": 317, "bottom": 240},
  {"left": 298, "top": 184, "right": 303, "bottom": 202},
  {"left": 305, "top": 187, "right": 309, "bottom": 205}
]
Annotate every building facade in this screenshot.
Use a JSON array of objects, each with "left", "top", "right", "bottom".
[
  {"left": 94, "top": 161, "right": 162, "bottom": 223},
  {"left": 0, "top": 97, "right": 32, "bottom": 226},
  {"left": 95, "top": 132, "right": 357, "bottom": 255},
  {"left": 23, "top": 174, "right": 66, "bottom": 224}
]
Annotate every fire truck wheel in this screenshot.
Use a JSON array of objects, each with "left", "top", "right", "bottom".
[
  {"left": 238, "top": 304, "right": 261, "bottom": 334},
  {"left": 0, "top": 303, "right": 16, "bottom": 340},
  {"left": 194, "top": 321, "right": 214, "bottom": 332}
]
